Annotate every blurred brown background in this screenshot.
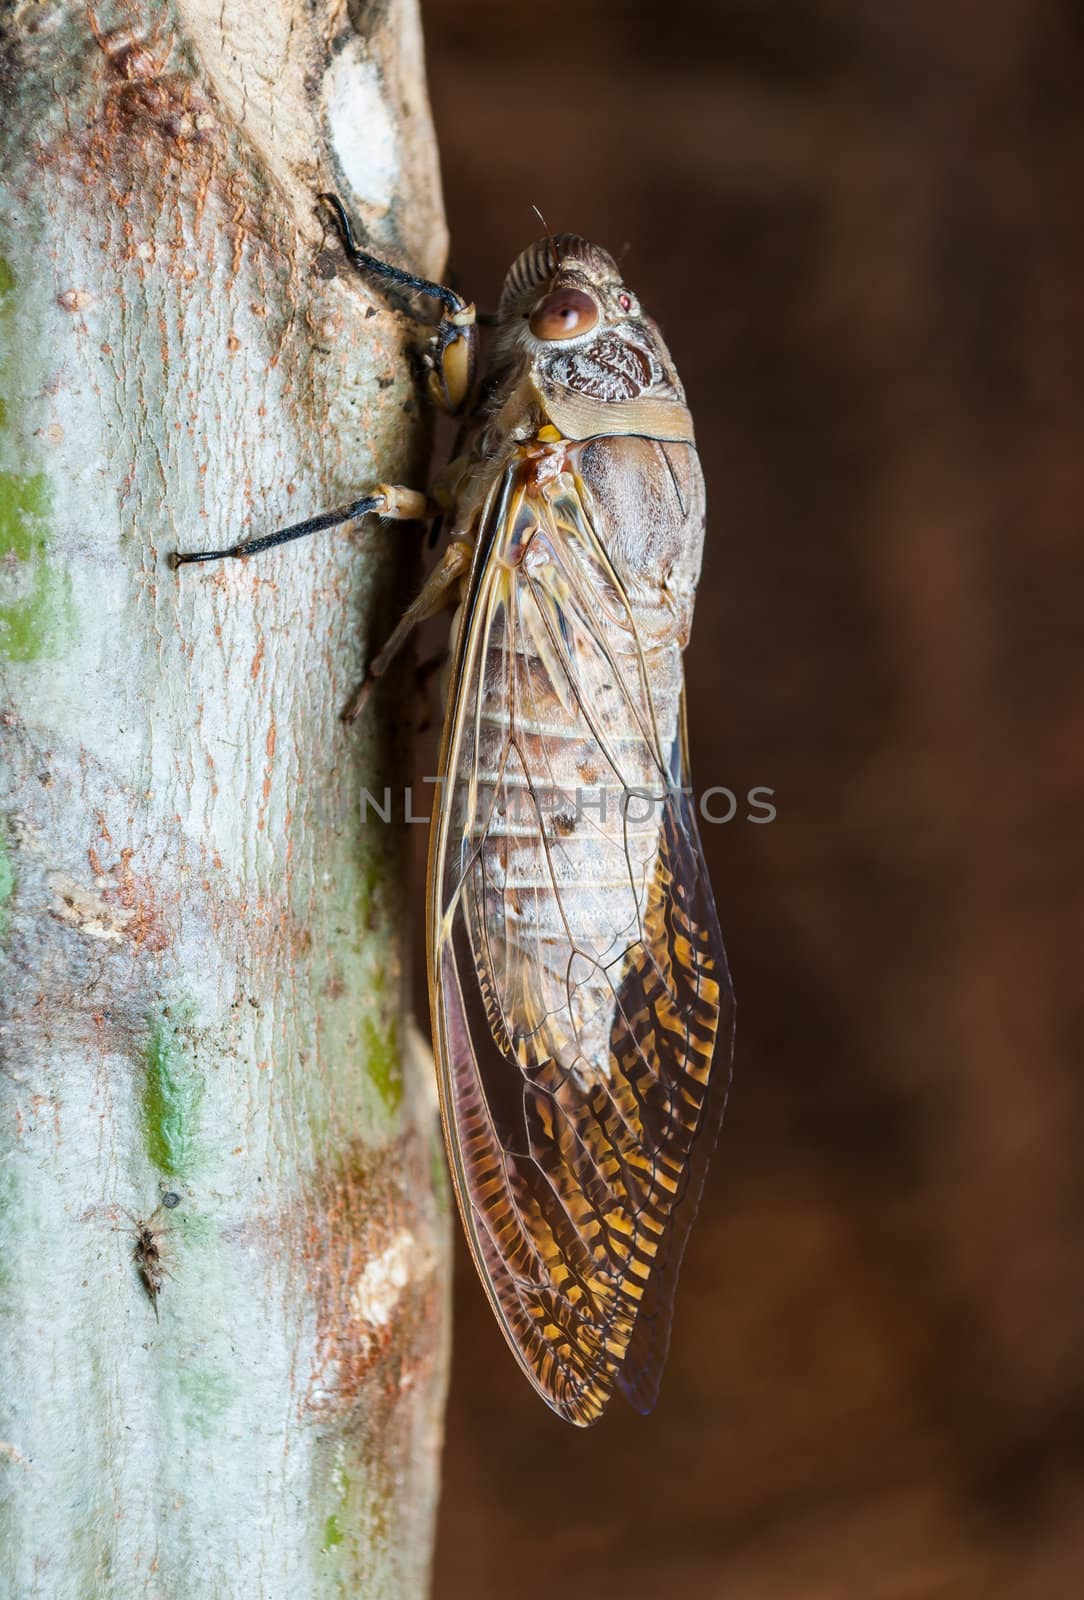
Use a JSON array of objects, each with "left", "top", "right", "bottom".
[{"left": 420, "top": 3, "right": 1084, "bottom": 1595}]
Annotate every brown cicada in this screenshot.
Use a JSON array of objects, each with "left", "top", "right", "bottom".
[{"left": 174, "top": 195, "right": 735, "bottom": 1425}]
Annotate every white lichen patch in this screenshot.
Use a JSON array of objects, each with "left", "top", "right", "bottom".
[
  {"left": 48, "top": 874, "right": 133, "bottom": 941},
  {"left": 324, "top": 45, "right": 399, "bottom": 221},
  {"left": 349, "top": 1228, "right": 416, "bottom": 1338},
  {"left": 56, "top": 288, "right": 94, "bottom": 312}
]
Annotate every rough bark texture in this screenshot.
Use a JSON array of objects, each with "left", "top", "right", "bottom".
[{"left": 0, "top": 4, "right": 450, "bottom": 1596}]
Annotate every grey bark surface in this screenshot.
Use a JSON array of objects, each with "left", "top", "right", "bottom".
[{"left": 0, "top": 3, "right": 451, "bottom": 1596}]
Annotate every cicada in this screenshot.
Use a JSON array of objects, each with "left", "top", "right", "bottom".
[{"left": 174, "top": 195, "right": 735, "bottom": 1425}]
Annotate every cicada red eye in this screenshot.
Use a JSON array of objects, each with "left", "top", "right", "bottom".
[
  {"left": 528, "top": 287, "right": 599, "bottom": 341},
  {"left": 618, "top": 292, "right": 632, "bottom": 311}
]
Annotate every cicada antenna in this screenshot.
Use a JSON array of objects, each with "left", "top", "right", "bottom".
[{"left": 531, "top": 203, "right": 563, "bottom": 279}]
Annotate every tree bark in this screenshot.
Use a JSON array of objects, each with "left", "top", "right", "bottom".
[{"left": 0, "top": 4, "right": 450, "bottom": 1596}]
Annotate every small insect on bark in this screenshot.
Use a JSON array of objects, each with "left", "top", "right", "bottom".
[
  {"left": 173, "top": 195, "right": 735, "bottom": 1425},
  {"left": 125, "top": 1192, "right": 180, "bottom": 1320}
]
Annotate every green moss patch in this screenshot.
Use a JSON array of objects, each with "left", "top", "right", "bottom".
[
  {"left": 176, "top": 1363, "right": 235, "bottom": 1440},
  {"left": 362, "top": 1015, "right": 401, "bottom": 1113},
  {"left": 322, "top": 1513, "right": 345, "bottom": 1552},
  {"left": 142, "top": 1004, "right": 204, "bottom": 1178},
  {"left": 0, "top": 470, "right": 72, "bottom": 661}
]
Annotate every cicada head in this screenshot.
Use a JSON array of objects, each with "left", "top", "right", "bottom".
[{"left": 493, "top": 234, "right": 684, "bottom": 406}]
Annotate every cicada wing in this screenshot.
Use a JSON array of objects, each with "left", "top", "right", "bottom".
[
  {"left": 428, "top": 460, "right": 733, "bottom": 1425},
  {"left": 609, "top": 714, "right": 735, "bottom": 1415}
]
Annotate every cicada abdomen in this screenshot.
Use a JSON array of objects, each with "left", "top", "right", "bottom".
[
  {"left": 428, "top": 236, "right": 734, "bottom": 1425},
  {"left": 172, "top": 201, "right": 733, "bottom": 1426}
]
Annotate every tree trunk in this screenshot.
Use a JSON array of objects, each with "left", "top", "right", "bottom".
[{"left": 0, "top": 4, "right": 451, "bottom": 1596}]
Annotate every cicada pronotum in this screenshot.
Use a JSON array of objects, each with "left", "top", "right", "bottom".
[{"left": 174, "top": 195, "right": 735, "bottom": 1425}]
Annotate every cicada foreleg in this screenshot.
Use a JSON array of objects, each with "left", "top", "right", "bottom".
[
  {"left": 172, "top": 190, "right": 476, "bottom": 569},
  {"left": 341, "top": 538, "right": 472, "bottom": 722},
  {"left": 317, "top": 192, "right": 478, "bottom": 415}
]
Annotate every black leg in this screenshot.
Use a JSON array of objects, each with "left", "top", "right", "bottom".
[
  {"left": 317, "top": 193, "right": 478, "bottom": 414},
  {"left": 317, "top": 192, "right": 468, "bottom": 317},
  {"left": 170, "top": 494, "right": 384, "bottom": 568}
]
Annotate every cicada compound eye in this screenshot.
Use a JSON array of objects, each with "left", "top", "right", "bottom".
[{"left": 528, "top": 287, "right": 599, "bottom": 341}]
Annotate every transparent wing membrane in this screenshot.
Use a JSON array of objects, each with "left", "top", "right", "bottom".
[{"left": 429, "top": 452, "right": 733, "bottom": 1425}]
